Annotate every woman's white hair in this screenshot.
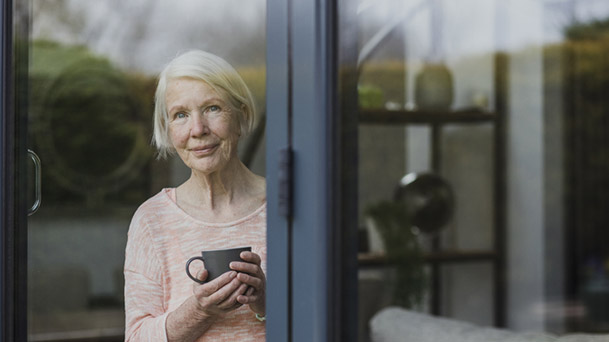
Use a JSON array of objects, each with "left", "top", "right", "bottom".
[{"left": 153, "top": 50, "right": 257, "bottom": 159}]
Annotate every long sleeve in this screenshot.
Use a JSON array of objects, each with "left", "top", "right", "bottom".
[
  {"left": 123, "top": 189, "right": 267, "bottom": 341},
  {"left": 124, "top": 211, "right": 168, "bottom": 341}
]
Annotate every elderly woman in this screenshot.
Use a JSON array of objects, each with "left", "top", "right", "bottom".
[{"left": 124, "top": 50, "right": 266, "bottom": 341}]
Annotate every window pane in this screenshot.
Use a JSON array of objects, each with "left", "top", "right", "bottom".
[
  {"left": 354, "top": 0, "right": 609, "bottom": 340},
  {"left": 26, "top": 1, "right": 266, "bottom": 340}
]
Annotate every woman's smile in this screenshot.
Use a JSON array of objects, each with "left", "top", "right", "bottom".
[
  {"left": 189, "top": 143, "right": 219, "bottom": 157},
  {"left": 166, "top": 78, "right": 241, "bottom": 174}
]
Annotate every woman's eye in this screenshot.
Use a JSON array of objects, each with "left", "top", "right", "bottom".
[
  {"left": 207, "top": 105, "right": 221, "bottom": 113},
  {"left": 175, "top": 112, "right": 186, "bottom": 119}
]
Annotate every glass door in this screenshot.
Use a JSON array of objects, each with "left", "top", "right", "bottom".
[
  {"left": 353, "top": 0, "right": 609, "bottom": 341},
  {"left": 14, "top": 1, "right": 268, "bottom": 341},
  {"left": 7, "top": 0, "right": 355, "bottom": 339}
]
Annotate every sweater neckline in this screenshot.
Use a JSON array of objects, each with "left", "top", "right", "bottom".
[{"left": 161, "top": 188, "right": 266, "bottom": 227}]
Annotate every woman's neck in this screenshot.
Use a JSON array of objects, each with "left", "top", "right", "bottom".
[
  {"left": 176, "top": 158, "right": 265, "bottom": 222},
  {"left": 186, "top": 156, "right": 245, "bottom": 205}
]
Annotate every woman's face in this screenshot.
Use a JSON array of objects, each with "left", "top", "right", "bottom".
[{"left": 166, "top": 78, "right": 241, "bottom": 175}]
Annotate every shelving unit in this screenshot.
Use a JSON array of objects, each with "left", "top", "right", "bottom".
[{"left": 357, "top": 54, "right": 507, "bottom": 327}]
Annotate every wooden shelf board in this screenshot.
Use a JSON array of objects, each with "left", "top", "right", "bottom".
[
  {"left": 358, "top": 250, "right": 498, "bottom": 267},
  {"left": 359, "top": 108, "right": 497, "bottom": 125}
]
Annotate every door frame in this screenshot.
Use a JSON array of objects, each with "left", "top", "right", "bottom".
[
  {"left": 266, "top": 0, "right": 358, "bottom": 341},
  {"left": 1, "top": 0, "right": 28, "bottom": 340}
]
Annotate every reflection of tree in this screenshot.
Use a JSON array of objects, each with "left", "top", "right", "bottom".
[
  {"left": 560, "top": 17, "right": 609, "bottom": 322},
  {"left": 30, "top": 40, "right": 156, "bottom": 206},
  {"left": 32, "top": 0, "right": 267, "bottom": 71},
  {"left": 565, "top": 17, "right": 609, "bottom": 41},
  {"left": 47, "top": 60, "right": 138, "bottom": 176},
  {"left": 29, "top": 40, "right": 266, "bottom": 207}
]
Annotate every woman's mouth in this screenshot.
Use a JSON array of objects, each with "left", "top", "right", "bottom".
[{"left": 190, "top": 144, "right": 219, "bottom": 156}]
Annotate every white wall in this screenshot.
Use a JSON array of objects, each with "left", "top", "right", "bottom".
[
  {"left": 504, "top": 1, "right": 547, "bottom": 332},
  {"left": 506, "top": 47, "right": 546, "bottom": 332}
]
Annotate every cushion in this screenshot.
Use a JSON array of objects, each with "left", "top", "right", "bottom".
[
  {"left": 370, "top": 307, "right": 556, "bottom": 342},
  {"left": 371, "top": 307, "right": 609, "bottom": 342}
]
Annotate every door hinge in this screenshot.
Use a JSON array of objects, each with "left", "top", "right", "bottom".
[{"left": 278, "top": 147, "right": 293, "bottom": 218}]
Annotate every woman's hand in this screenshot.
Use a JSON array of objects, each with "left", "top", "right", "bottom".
[
  {"left": 229, "top": 251, "right": 266, "bottom": 316},
  {"left": 166, "top": 270, "right": 249, "bottom": 342},
  {"left": 191, "top": 269, "right": 249, "bottom": 318}
]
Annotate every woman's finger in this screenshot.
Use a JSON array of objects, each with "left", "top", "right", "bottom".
[
  {"left": 240, "top": 251, "right": 261, "bottom": 265},
  {"left": 236, "top": 272, "right": 264, "bottom": 290},
  {"left": 236, "top": 292, "right": 260, "bottom": 305},
  {"left": 195, "top": 269, "right": 209, "bottom": 283},
  {"left": 230, "top": 260, "right": 262, "bottom": 276},
  {"left": 218, "top": 283, "right": 248, "bottom": 309},
  {"left": 195, "top": 271, "right": 238, "bottom": 298}
]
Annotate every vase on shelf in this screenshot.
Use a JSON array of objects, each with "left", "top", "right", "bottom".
[{"left": 414, "top": 63, "right": 454, "bottom": 111}]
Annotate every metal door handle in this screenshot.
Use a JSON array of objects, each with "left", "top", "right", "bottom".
[{"left": 28, "top": 149, "right": 41, "bottom": 216}]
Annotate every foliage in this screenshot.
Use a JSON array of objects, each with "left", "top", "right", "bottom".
[
  {"left": 29, "top": 40, "right": 156, "bottom": 206},
  {"left": 29, "top": 40, "right": 268, "bottom": 207},
  {"left": 236, "top": 66, "right": 266, "bottom": 114},
  {"left": 366, "top": 200, "right": 427, "bottom": 309},
  {"left": 358, "top": 60, "right": 406, "bottom": 108},
  {"left": 565, "top": 18, "right": 609, "bottom": 41},
  {"left": 561, "top": 38, "right": 609, "bottom": 259},
  {"left": 358, "top": 84, "right": 385, "bottom": 109}
]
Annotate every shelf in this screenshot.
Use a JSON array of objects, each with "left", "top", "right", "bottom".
[
  {"left": 359, "top": 107, "right": 496, "bottom": 125},
  {"left": 424, "top": 250, "right": 498, "bottom": 263},
  {"left": 358, "top": 250, "right": 498, "bottom": 268}
]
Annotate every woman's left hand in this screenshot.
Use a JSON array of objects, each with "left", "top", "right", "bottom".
[{"left": 230, "top": 251, "right": 266, "bottom": 316}]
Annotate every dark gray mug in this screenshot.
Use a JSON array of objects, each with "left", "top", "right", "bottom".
[{"left": 186, "top": 246, "right": 251, "bottom": 284}]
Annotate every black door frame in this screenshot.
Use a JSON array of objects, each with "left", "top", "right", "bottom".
[{"left": 1, "top": 0, "right": 28, "bottom": 340}]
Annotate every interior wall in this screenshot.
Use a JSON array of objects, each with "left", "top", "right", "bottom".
[
  {"left": 505, "top": 1, "right": 546, "bottom": 331},
  {"left": 506, "top": 45, "right": 546, "bottom": 332},
  {"left": 542, "top": 46, "right": 566, "bottom": 334}
]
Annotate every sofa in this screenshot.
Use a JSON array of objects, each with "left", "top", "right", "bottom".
[{"left": 370, "top": 307, "right": 609, "bottom": 342}]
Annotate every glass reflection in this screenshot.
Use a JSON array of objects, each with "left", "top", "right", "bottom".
[
  {"left": 356, "top": 0, "right": 609, "bottom": 341},
  {"left": 26, "top": 1, "right": 266, "bottom": 340}
]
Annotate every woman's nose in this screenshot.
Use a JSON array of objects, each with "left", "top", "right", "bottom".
[{"left": 190, "top": 113, "right": 209, "bottom": 136}]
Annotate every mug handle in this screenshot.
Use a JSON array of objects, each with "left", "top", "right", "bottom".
[{"left": 185, "top": 256, "right": 206, "bottom": 284}]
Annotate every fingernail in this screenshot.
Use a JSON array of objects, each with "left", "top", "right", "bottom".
[{"left": 230, "top": 271, "right": 237, "bottom": 278}]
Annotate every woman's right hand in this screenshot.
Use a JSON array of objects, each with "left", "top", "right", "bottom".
[
  {"left": 166, "top": 269, "right": 249, "bottom": 342},
  {"left": 191, "top": 269, "right": 249, "bottom": 318},
  {"left": 165, "top": 270, "right": 247, "bottom": 342}
]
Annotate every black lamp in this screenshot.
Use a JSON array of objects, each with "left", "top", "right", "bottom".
[{"left": 394, "top": 172, "right": 454, "bottom": 235}]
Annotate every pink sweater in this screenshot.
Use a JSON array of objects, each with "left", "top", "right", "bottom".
[{"left": 124, "top": 188, "right": 267, "bottom": 341}]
